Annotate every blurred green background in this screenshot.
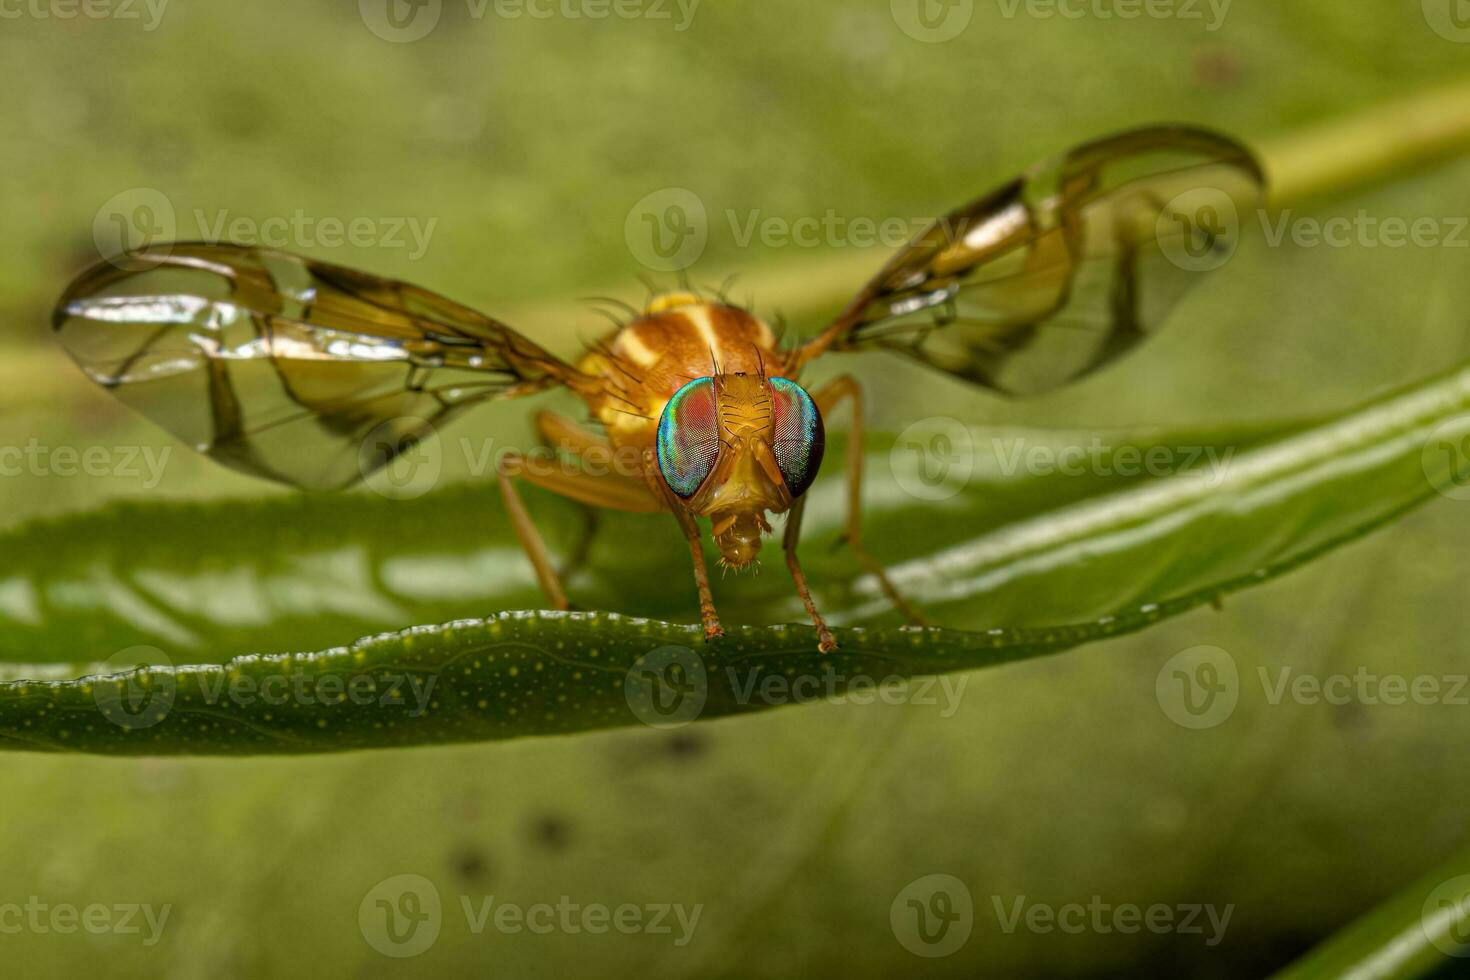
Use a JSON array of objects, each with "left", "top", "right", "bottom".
[{"left": 4, "top": 1, "right": 1470, "bottom": 976}]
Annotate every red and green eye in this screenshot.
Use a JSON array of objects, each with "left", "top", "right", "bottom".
[
  {"left": 657, "top": 377, "right": 720, "bottom": 498},
  {"left": 770, "top": 377, "right": 824, "bottom": 497}
]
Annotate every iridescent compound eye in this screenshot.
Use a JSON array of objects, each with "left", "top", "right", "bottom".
[
  {"left": 769, "top": 377, "right": 824, "bottom": 497},
  {"left": 656, "top": 377, "right": 720, "bottom": 498}
]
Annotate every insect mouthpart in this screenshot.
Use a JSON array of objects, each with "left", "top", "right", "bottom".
[{"left": 712, "top": 511, "right": 770, "bottom": 570}]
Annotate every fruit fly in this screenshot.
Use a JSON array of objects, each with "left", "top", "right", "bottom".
[{"left": 53, "top": 126, "right": 1263, "bottom": 652}]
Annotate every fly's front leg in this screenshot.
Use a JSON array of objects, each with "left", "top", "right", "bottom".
[
  {"left": 640, "top": 448, "right": 724, "bottom": 642},
  {"left": 782, "top": 495, "right": 838, "bottom": 653},
  {"left": 810, "top": 375, "right": 929, "bottom": 626},
  {"left": 497, "top": 447, "right": 661, "bottom": 611},
  {"left": 534, "top": 410, "right": 611, "bottom": 579}
]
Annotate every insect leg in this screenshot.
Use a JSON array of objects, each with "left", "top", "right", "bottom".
[
  {"left": 533, "top": 410, "right": 616, "bottom": 579},
  {"left": 640, "top": 449, "right": 724, "bottom": 642},
  {"left": 497, "top": 451, "right": 663, "bottom": 610},
  {"left": 810, "top": 375, "right": 930, "bottom": 626},
  {"left": 781, "top": 495, "right": 838, "bottom": 653}
]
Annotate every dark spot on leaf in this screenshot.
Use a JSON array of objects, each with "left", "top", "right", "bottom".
[
  {"left": 1193, "top": 46, "right": 1244, "bottom": 90},
  {"left": 529, "top": 814, "right": 572, "bottom": 852},
  {"left": 666, "top": 730, "right": 706, "bottom": 760},
  {"left": 452, "top": 845, "right": 491, "bottom": 883}
]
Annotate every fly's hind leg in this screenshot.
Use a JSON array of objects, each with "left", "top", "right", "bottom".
[
  {"left": 497, "top": 436, "right": 661, "bottom": 611},
  {"left": 810, "top": 375, "right": 929, "bottom": 626}
]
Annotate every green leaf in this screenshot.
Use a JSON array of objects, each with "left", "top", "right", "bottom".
[
  {"left": 1271, "top": 841, "right": 1470, "bottom": 979},
  {"left": 0, "top": 359, "right": 1465, "bottom": 754}
]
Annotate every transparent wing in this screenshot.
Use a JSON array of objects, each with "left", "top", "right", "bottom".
[
  {"left": 54, "top": 243, "right": 587, "bottom": 489},
  {"left": 794, "top": 127, "right": 1266, "bottom": 396}
]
